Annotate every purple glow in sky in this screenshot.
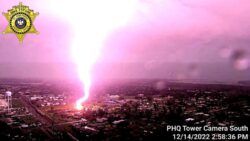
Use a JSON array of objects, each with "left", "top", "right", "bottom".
[{"left": 0, "top": 0, "right": 250, "bottom": 83}]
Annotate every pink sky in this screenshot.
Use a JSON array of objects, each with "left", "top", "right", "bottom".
[{"left": 0, "top": 0, "right": 250, "bottom": 82}]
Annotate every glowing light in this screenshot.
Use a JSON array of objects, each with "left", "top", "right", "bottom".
[{"left": 48, "top": 0, "right": 139, "bottom": 110}]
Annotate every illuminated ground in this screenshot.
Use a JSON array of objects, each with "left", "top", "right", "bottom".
[{"left": 0, "top": 79, "right": 250, "bottom": 140}]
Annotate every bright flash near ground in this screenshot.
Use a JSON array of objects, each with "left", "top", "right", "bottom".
[{"left": 49, "top": 0, "right": 139, "bottom": 110}]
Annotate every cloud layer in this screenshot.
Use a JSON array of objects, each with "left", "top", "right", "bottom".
[{"left": 0, "top": 0, "right": 250, "bottom": 81}]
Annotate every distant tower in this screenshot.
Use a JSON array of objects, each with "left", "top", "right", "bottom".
[{"left": 5, "top": 91, "right": 12, "bottom": 112}]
